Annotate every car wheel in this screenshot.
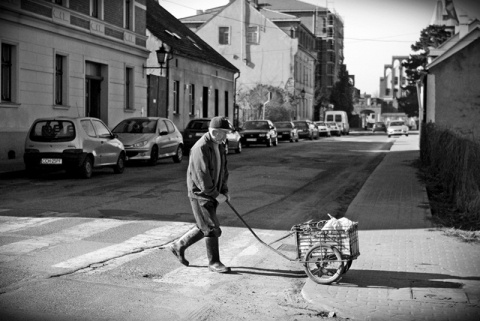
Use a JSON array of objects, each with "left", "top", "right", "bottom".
[
  {"left": 113, "top": 153, "right": 125, "bottom": 174},
  {"left": 266, "top": 138, "right": 272, "bottom": 147},
  {"left": 309, "top": 133, "right": 313, "bottom": 140},
  {"left": 149, "top": 145, "right": 158, "bottom": 166},
  {"left": 388, "top": 135, "right": 391, "bottom": 138},
  {"left": 235, "top": 142, "right": 242, "bottom": 154},
  {"left": 172, "top": 145, "right": 183, "bottom": 163},
  {"left": 406, "top": 134, "right": 409, "bottom": 137},
  {"left": 80, "top": 156, "right": 93, "bottom": 179},
  {"left": 273, "top": 137, "right": 278, "bottom": 146}
]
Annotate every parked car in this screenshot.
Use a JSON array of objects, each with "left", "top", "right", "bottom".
[
  {"left": 112, "top": 117, "right": 183, "bottom": 165},
  {"left": 372, "top": 122, "right": 387, "bottom": 133},
  {"left": 326, "top": 122, "right": 341, "bottom": 137},
  {"left": 24, "top": 117, "right": 125, "bottom": 178},
  {"left": 240, "top": 120, "right": 278, "bottom": 147},
  {"left": 315, "top": 122, "right": 331, "bottom": 137},
  {"left": 274, "top": 121, "right": 299, "bottom": 142},
  {"left": 387, "top": 121, "right": 409, "bottom": 138},
  {"left": 182, "top": 118, "right": 241, "bottom": 154},
  {"left": 293, "top": 120, "right": 319, "bottom": 140}
]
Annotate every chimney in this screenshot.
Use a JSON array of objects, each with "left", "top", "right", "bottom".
[{"left": 197, "top": 10, "right": 203, "bottom": 15}]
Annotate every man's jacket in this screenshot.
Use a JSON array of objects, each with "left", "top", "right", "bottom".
[{"left": 187, "top": 133, "right": 229, "bottom": 201}]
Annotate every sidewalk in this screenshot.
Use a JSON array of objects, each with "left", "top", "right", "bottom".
[{"left": 301, "top": 134, "right": 480, "bottom": 320}]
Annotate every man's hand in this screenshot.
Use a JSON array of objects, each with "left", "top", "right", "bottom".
[{"left": 216, "top": 194, "right": 227, "bottom": 204}]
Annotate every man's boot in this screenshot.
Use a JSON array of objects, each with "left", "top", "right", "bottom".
[
  {"left": 168, "top": 227, "right": 204, "bottom": 266},
  {"left": 205, "top": 236, "right": 231, "bottom": 273}
]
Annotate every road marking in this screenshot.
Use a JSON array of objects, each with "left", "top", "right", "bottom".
[
  {"left": 156, "top": 228, "right": 276, "bottom": 286},
  {"left": 0, "top": 219, "right": 129, "bottom": 260},
  {"left": 0, "top": 216, "right": 65, "bottom": 233},
  {"left": 53, "top": 222, "right": 193, "bottom": 271}
]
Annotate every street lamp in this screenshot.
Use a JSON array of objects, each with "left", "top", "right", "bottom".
[{"left": 143, "top": 43, "right": 174, "bottom": 118}]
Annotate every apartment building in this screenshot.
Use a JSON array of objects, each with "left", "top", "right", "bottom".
[
  {"left": 180, "top": 0, "right": 316, "bottom": 121},
  {"left": 0, "top": 0, "right": 149, "bottom": 161}
]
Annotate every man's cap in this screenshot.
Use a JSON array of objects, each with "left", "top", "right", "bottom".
[{"left": 209, "top": 117, "right": 233, "bottom": 131}]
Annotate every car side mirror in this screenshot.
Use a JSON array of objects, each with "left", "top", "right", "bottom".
[{"left": 112, "top": 133, "right": 118, "bottom": 139}]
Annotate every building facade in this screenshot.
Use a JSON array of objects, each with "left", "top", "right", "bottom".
[
  {"left": 180, "top": 0, "right": 316, "bottom": 122},
  {"left": 378, "top": 56, "right": 409, "bottom": 103},
  {"left": 145, "top": 0, "right": 239, "bottom": 131},
  {"left": 0, "top": 0, "right": 149, "bottom": 161}
]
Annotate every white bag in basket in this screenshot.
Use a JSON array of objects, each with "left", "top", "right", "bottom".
[{"left": 322, "top": 214, "right": 353, "bottom": 231}]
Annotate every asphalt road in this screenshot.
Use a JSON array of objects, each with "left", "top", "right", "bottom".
[{"left": 0, "top": 133, "right": 392, "bottom": 320}]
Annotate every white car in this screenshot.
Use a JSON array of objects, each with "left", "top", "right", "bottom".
[
  {"left": 314, "top": 122, "right": 331, "bottom": 137},
  {"left": 387, "top": 121, "right": 409, "bottom": 138}
]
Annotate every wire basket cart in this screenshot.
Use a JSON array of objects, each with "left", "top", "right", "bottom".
[{"left": 227, "top": 201, "right": 360, "bottom": 285}]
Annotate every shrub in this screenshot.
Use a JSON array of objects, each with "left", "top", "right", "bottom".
[{"left": 420, "top": 122, "right": 480, "bottom": 229}]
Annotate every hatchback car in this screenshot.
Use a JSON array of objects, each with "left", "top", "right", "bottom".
[
  {"left": 182, "top": 118, "right": 241, "bottom": 154},
  {"left": 274, "top": 121, "right": 299, "bottom": 142},
  {"left": 240, "top": 120, "right": 278, "bottom": 147},
  {"left": 326, "top": 122, "right": 341, "bottom": 136},
  {"left": 24, "top": 117, "right": 125, "bottom": 178},
  {"left": 112, "top": 117, "right": 184, "bottom": 165},
  {"left": 293, "top": 120, "right": 319, "bottom": 140},
  {"left": 315, "top": 122, "right": 331, "bottom": 137},
  {"left": 387, "top": 121, "right": 409, "bottom": 138},
  {"left": 372, "top": 122, "right": 387, "bottom": 133}
]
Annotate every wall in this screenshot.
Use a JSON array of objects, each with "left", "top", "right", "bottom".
[
  {"left": 0, "top": 1, "right": 149, "bottom": 160},
  {"left": 429, "top": 39, "right": 480, "bottom": 138}
]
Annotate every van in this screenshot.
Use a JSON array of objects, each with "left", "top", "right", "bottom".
[{"left": 325, "top": 111, "right": 349, "bottom": 135}]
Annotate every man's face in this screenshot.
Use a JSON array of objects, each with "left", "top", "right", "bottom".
[{"left": 209, "top": 128, "right": 229, "bottom": 144}]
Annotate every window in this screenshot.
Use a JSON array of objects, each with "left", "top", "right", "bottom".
[
  {"left": 219, "top": 27, "right": 230, "bottom": 45},
  {"left": 189, "top": 84, "right": 195, "bottom": 115},
  {"left": 91, "top": 0, "right": 102, "bottom": 19},
  {"left": 1, "top": 44, "right": 13, "bottom": 102},
  {"left": 224, "top": 91, "right": 229, "bottom": 117},
  {"left": 125, "top": 0, "right": 132, "bottom": 30},
  {"left": 125, "top": 67, "right": 133, "bottom": 110},
  {"left": 92, "top": 119, "right": 111, "bottom": 138},
  {"left": 55, "top": 55, "right": 66, "bottom": 105},
  {"left": 173, "top": 80, "right": 179, "bottom": 114},
  {"left": 247, "top": 26, "right": 259, "bottom": 44}
]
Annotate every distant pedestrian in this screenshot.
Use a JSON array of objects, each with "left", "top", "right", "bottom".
[{"left": 168, "top": 116, "right": 232, "bottom": 273}]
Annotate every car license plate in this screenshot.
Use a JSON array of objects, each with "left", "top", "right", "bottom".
[
  {"left": 278, "top": 135, "right": 283, "bottom": 138},
  {"left": 195, "top": 132, "right": 203, "bottom": 137},
  {"left": 41, "top": 158, "right": 62, "bottom": 165},
  {"left": 247, "top": 138, "right": 256, "bottom": 142}
]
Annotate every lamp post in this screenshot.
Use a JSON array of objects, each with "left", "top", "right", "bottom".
[{"left": 144, "top": 43, "right": 173, "bottom": 118}]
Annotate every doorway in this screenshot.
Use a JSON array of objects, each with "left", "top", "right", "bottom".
[{"left": 85, "top": 77, "right": 102, "bottom": 119}]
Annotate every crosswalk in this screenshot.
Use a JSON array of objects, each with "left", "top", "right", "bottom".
[{"left": 0, "top": 209, "right": 294, "bottom": 285}]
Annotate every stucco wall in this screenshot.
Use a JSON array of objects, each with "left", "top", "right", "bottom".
[
  {"left": 429, "top": 39, "right": 480, "bottom": 138},
  {"left": 0, "top": 12, "right": 148, "bottom": 160}
]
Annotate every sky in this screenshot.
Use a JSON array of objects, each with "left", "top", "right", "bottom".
[{"left": 158, "top": 0, "right": 480, "bottom": 97}]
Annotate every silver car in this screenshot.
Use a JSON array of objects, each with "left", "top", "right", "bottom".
[
  {"left": 24, "top": 117, "right": 125, "bottom": 178},
  {"left": 112, "top": 117, "right": 184, "bottom": 165}
]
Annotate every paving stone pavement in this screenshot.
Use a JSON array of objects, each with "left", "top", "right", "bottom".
[{"left": 301, "top": 134, "right": 480, "bottom": 321}]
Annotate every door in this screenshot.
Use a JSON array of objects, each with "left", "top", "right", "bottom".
[
  {"left": 86, "top": 78, "right": 101, "bottom": 119},
  {"left": 202, "top": 87, "right": 209, "bottom": 118},
  {"left": 91, "top": 119, "right": 118, "bottom": 165}
]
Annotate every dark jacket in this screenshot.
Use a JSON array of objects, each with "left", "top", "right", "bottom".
[{"left": 187, "top": 133, "right": 229, "bottom": 200}]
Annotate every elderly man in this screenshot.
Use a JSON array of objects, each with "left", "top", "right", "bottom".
[{"left": 169, "top": 116, "right": 232, "bottom": 273}]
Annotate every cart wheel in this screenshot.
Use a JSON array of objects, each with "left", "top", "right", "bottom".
[
  {"left": 343, "top": 259, "right": 353, "bottom": 274},
  {"left": 304, "top": 245, "right": 344, "bottom": 285}
]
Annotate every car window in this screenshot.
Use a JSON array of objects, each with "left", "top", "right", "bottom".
[
  {"left": 165, "top": 120, "right": 176, "bottom": 133},
  {"left": 335, "top": 115, "right": 342, "bottom": 122},
  {"left": 294, "top": 122, "right": 307, "bottom": 129},
  {"left": 92, "top": 120, "right": 111, "bottom": 138},
  {"left": 29, "top": 120, "right": 76, "bottom": 142},
  {"left": 274, "top": 122, "right": 292, "bottom": 128},
  {"left": 158, "top": 120, "right": 168, "bottom": 133},
  {"left": 244, "top": 121, "right": 268, "bottom": 130},
  {"left": 113, "top": 119, "right": 157, "bottom": 134},
  {"left": 390, "top": 121, "right": 404, "bottom": 126},
  {"left": 187, "top": 120, "right": 210, "bottom": 130},
  {"left": 81, "top": 120, "right": 96, "bottom": 137}
]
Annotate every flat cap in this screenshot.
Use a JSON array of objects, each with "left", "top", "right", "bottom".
[{"left": 209, "top": 117, "right": 233, "bottom": 131}]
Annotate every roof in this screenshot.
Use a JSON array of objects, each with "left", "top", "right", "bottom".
[
  {"left": 146, "top": 0, "right": 238, "bottom": 72},
  {"left": 427, "top": 25, "right": 480, "bottom": 69},
  {"left": 258, "top": 0, "right": 326, "bottom": 11}
]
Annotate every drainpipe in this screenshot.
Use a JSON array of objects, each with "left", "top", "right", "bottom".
[{"left": 234, "top": 71, "right": 241, "bottom": 128}]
